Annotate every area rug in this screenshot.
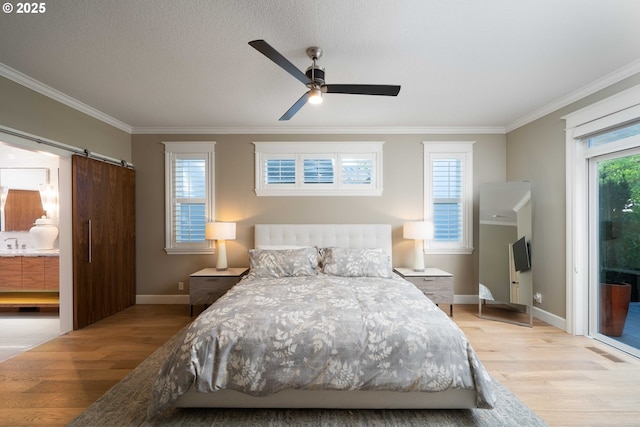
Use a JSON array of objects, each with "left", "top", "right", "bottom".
[{"left": 68, "top": 329, "right": 548, "bottom": 427}]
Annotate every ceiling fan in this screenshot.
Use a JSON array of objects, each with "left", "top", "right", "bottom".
[{"left": 249, "top": 39, "right": 401, "bottom": 121}]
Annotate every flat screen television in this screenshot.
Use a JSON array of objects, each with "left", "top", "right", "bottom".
[{"left": 512, "top": 236, "right": 531, "bottom": 272}]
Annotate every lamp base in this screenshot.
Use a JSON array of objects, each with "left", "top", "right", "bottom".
[
  {"left": 215, "top": 240, "right": 228, "bottom": 271},
  {"left": 413, "top": 239, "right": 425, "bottom": 272}
]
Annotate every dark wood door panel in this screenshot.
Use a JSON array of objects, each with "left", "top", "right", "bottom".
[{"left": 72, "top": 155, "right": 135, "bottom": 329}]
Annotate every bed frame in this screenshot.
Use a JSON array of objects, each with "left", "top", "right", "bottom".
[{"left": 175, "top": 224, "right": 478, "bottom": 409}]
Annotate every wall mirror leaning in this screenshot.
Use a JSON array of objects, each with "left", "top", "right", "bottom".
[{"left": 478, "top": 180, "right": 533, "bottom": 327}]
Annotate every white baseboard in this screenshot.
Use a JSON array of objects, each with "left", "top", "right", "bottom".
[
  {"left": 531, "top": 305, "right": 566, "bottom": 330},
  {"left": 136, "top": 294, "right": 189, "bottom": 304}
]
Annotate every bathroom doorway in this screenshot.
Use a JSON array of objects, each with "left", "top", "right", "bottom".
[{"left": 0, "top": 138, "right": 69, "bottom": 359}]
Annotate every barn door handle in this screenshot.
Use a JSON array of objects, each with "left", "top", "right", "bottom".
[{"left": 88, "top": 219, "right": 92, "bottom": 263}]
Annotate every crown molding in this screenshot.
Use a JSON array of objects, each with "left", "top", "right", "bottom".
[
  {"left": 0, "top": 63, "right": 133, "bottom": 134},
  {"left": 505, "top": 58, "right": 640, "bottom": 133},
  {"left": 131, "top": 126, "right": 506, "bottom": 135}
]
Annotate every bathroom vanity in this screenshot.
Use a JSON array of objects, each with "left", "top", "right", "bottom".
[{"left": 0, "top": 251, "right": 59, "bottom": 308}]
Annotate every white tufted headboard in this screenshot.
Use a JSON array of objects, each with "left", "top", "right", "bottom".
[{"left": 254, "top": 224, "right": 392, "bottom": 263}]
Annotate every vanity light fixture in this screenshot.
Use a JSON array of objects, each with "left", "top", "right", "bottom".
[
  {"left": 205, "top": 222, "right": 236, "bottom": 271},
  {"left": 38, "top": 184, "right": 58, "bottom": 219},
  {"left": 0, "top": 186, "right": 7, "bottom": 211},
  {"left": 403, "top": 221, "right": 434, "bottom": 272}
]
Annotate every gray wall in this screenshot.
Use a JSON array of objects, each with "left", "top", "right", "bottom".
[
  {"left": 0, "top": 76, "right": 131, "bottom": 161},
  {"left": 506, "top": 72, "right": 640, "bottom": 318},
  {"left": 132, "top": 133, "right": 507, "bottom": 298}
]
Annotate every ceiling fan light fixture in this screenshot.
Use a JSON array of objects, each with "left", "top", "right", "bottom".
[{"left": 308, "top": 87, "right": 323, "bottom": 104}]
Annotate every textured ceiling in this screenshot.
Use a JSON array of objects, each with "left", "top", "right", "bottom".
[{"left": 1, "top": 0, "right": 640, "bottom": 133}]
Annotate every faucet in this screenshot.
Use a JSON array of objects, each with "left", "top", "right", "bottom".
[{"left": 4, "top": 237, "right": 17, "bottom": 250}]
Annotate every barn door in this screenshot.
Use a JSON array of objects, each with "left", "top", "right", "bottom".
[{"left": 72, "top": 155, "right": 135, "bottom": 329}]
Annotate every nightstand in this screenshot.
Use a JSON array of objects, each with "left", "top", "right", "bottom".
[
  {"left": 189, "top": 267, "right": 249, "bottom": 316},
  {"left": 394, "top": 267, "right": 454, "bottom": 316}
]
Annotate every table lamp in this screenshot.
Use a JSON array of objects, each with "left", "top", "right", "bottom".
[{"left": 403, "top": 221, "right": 433, "bottom": 271}]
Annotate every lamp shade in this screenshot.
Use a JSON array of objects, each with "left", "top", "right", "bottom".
[
  {"left": 403, "top": 221, "right": 433, "bottom": 240},
  {"left": 205, "top": 222, "right": 236, "bottom": 240}
]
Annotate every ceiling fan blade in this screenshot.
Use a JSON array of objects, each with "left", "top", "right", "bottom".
[
  {"left": 279, "top": 92, "right": 309, "bottom": 121},
  {"left": 323, "top": 84, "right": 401, "bottom": 96},
  {"left": 249, "top": 40, "right": 311, "bottom": 86}
]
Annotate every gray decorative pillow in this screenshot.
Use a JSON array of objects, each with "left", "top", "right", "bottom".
[
  {"left": 321, "top": 247, "right": 392, "bottom": 278},
  {"left": 248, "top": 247, "right": 318, "bottom": 278}
]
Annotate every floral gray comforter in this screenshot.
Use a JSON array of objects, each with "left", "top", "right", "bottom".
[{"left": 149, "top": 273, "right": 496, "bottom": 414}]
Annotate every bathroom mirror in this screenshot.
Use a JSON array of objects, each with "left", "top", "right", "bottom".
[
  {"left": 0, "top": 168, "right": 49, "bottom": 231},
  {"left": 478, "top": 181, "right": 533, "bottom": 327}
]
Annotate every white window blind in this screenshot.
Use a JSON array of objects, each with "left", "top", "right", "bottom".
[
  {"left": 303, "top": 158, "right": 335, "bottom": 184},
  {"left": 432, "top": 158, "right": 463, "bottom": 242},
  {"left": 173, "top": 156, "right": 206, "bottom": 243},
  {"left": 341, "top": 157, "right": 373, "bottom": 185},
  {"left": 254, "top": 142, "right": 383, "bottom": 196},
  {"left": 423, "top": 142, "right": 474, "bottom": 254},
  {"left": 265, "top": 158, "right": 295, "bottom": 184},
  {"left": 163, "top": 142, "right": 215, "bottom": 254}
]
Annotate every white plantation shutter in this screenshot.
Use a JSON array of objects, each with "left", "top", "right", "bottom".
[
  {"left": 423, "top": 142, "right": 474, "bottom": 254},
  {"left": 432, "top": 159, "right": 463, "bottom": 242},
  {"left": 163, "top": 142, "right": 215, "bottom": 254},
  {"left": 253, "top": 142, "right": 383, "bottom": 196},
  {"left": 265, "top": 158, "right": 295, "bottom": 184},
  {"left": 341, "top": 156, "right": 373, "bottom": 185},
  {"left": 173, "top": 155, "right": 206, "bottom": 243},
  {"left": 303, "top": 158, "right": 335, "bottom": 184}
]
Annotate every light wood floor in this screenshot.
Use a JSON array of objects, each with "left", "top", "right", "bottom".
[{"left": 0, "top": 304, "right": 639, "bottom": 426}]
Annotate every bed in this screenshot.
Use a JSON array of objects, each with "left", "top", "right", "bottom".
[{"left": 149, "top": 224, "right": 496, "bottom": 415}]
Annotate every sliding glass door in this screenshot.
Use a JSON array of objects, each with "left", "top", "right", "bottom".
[{"left": 589, "top": 147, "right": 640, "bottom": 357}]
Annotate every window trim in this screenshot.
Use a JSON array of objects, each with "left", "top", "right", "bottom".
[
  {"left": 423, "top": 141, "right": 474, "bottom": 255},
  {"left": 163, "top": 141, "right": 215, "bottom": 255},
  {"left": 253, "top": 141, "right": 384, "bottom": 196}
]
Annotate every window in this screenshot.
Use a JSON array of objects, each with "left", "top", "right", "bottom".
[
  {"left": 565, "top": 84, "right": 640, "bottom": 337},
  {"left": 303, "top": 158, "right": 334, "bottom": 184},
  {"left": 265, "top": 158, "right": 295, "bottom": 184},
  {"left": 423, "top": 141, "right": 474, "bottom": 254},
  {"left": 254, "top": 142, "right": 383, "bottom": 196},
  {"left": 163, "top": 142, "right": 215, "bottom": 254},
  {"left": 587, "top": 121, "right": 640, "bottom": 148}
]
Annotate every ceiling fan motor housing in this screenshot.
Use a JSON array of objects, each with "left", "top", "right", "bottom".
[{"left": 305, "top": 66, "right": 325, "bottom": 85}]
